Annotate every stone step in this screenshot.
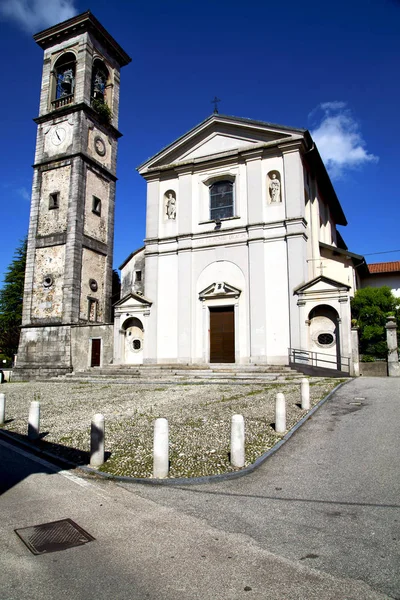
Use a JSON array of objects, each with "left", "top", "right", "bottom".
[{"left": 56, "top": 362, "right": 306, "bottom": 384}]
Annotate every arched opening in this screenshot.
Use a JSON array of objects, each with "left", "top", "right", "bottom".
[
  {"left": 51, "top": 52, "right": 76, "bottom": 109},
  {"left": 308, "top": 305, "right": 341, "bottom": 369},
  {"left": 122, "top": 317, "right": 144, "bottom": 365}
]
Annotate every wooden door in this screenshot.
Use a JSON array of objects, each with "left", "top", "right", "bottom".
[
  {"left": 91, "top": 339, "right": 101, "bottom": 367},
  {"left": 210, "top": 306, "right": 235, "bottom": 363}
]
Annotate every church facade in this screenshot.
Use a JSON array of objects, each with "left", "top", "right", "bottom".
[
  {"left": 15, "top": 11, "right": 361, "bottom": 379},
  {"left": 114, "top": 114, "right": 361, "bottom": 373}
]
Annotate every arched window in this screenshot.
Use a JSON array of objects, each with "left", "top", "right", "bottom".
[
  {"left": 91, "top": 60, "right": 109, "bottom": 104},
  {"left": 52, "top": 52, "right": 76, "bottom": 108},
  {"left": 210, "top": 180, "right": 234, "bottom": 221}
]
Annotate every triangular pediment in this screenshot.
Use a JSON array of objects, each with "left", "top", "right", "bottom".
[
  {"left": 114, "top": 292, "right": 152, "bottom": 309},
  {"left": 199, "top": 281, "right": 242, "bottom": 300},
  {"left": 294, "top": 276, "right": 350, "bottom": 295},
  {"left": 138, "top": 114, "right": 305, "bottom": 173}
]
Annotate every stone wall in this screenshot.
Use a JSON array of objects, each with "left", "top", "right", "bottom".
[
  {"left": 359, "top": 362, "right": 388, "bottom": 377},
  {"left": 32, "top": 246, "right": 66, "bottom": 320},
  {"left": 13, "top": 325, "right": 72, "bottom": 380},
  {"left": 71, "top": 324, "right": 113, "bottom": 371}
]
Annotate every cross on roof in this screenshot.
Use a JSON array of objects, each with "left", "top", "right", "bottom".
[{"left": 211, "top": 96, "right": 221, "bottom": 114}]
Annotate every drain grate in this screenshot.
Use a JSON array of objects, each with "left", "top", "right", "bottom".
[{"left": 15, "top": 518, "right": 95, "bottom": 555}]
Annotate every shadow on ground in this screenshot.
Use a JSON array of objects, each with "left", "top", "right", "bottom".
[{"left": 0, "top": 429, "right": 111, "bottom": 495}]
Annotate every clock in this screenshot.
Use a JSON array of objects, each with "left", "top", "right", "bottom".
[
  {"left": 51, "top": 125, "right": 66, "bottom": 146},
  {"left": 94, "top": 136, "right": 106, "bottom": 157}
]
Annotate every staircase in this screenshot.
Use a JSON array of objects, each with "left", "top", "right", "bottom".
[{"left": 59, "top": 363, "right": 307, "bottom": 384}]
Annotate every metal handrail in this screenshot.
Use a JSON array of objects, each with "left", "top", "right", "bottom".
[{"left": 289, "top": 347, "right": 350, "bottom": 372}]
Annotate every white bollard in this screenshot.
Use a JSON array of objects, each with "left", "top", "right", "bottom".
[
  {"left": 153, "top": 418, "right": 169, "bottom": 478},
  {"left": 231, "top": 414, "right": 245, "bottom": 468},
  {"left": 275, "top": 393, "right": 286, "bottom": 434},
  {"left": 301, "top": 378, "right": 310, "bottom": 410},
  {"left": 90, "top": 413, "right": 105, "bottom": 467},
  {"left": 28, "top": 400, "right": 40, "bottom": 440},
  {"left": 0, "top": 393, "right": 5, "bottom": 425}
]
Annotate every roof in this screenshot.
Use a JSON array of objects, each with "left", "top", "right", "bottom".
[
  {"left": 118, "top": 246, "right": 145, "bottom": 271},
  {"left": 137, "top": 113, "right": 305, "bottom": 172},
  {"left": 368, "top": 261, "right": 400, "bottom": 274},
  {"left": 33, "top": 11, "right": 132, "bottom": 67}
]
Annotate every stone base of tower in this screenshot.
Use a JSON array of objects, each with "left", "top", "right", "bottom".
[
  {"left": 13, "top": 325, "right": 73, "bottom": 381},
  {"left": 13, "top": 323, "right": 114, "bottom": 380}
]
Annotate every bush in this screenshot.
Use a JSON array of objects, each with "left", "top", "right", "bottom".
[
  {"left": 351, "top": 286, "right": 400, "bottom": 359},
  {"left": 91, "top": 98, "right": 112, "bottom": 125}
]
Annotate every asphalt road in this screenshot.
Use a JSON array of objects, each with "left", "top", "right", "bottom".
[
  {"left": 0, "top": 377, "right": 399, "bottom": 599},
  {"left": 119, "top": 377, "right": 400, "bottom": 599}
]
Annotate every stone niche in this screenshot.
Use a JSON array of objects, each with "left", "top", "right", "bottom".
[
  {"left": 267, "top": 170, "right": 281, "bottom": 204},
  {"left": 164, "top": 190, "right": 177, "bottom": 220}
]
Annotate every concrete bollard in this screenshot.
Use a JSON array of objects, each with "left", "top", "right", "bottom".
[
  {"left": 275, "top": 393, "right": 286, "bottom": 434},
  {"left": 231, "top": 414, "right": 245, "bottom": 468},
  {"left": 153, "top": 418, "right": 169, "bottom": 478},
  {"left": 0, "top": 393, "right": 5, "bottom": 425},
  {"left": 28, "top": 400, "right": 40, "bottom": 440},
  {"left": 90, "top": 413, "right": 105, "bottom": 468},
  {"left": 301, "top": 378, "right": 310, "bottom": 410}
]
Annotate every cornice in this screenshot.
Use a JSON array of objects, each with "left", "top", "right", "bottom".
[
  {"left": 34, "top": 102, "right": 123, "bottom": 139},
  {"left": 33, "top": 152, "right": 118, "bottom": 182}
]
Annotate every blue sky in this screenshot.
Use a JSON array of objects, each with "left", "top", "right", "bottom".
[{"left": 0, "top": 0, "right": 399, "bottom": 285}]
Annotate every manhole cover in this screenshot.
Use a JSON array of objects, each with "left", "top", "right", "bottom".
[{"left": 15, "top": 519, "right": 95, "bottom": 555}]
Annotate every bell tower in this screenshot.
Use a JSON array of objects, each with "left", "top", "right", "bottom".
[{"left": 14, "top": 12, "right": 131, "bottom": 379}]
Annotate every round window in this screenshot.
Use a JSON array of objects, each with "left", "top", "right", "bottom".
[
  {"left": 132, "top": 339, "right": 141, "bottom": 351},
  {"left": 89, "top": 279, "right": 98, "bottom": 292},
  {"left": 43, "top": 275, "right": 53, "bottom": 288},
  {"left": 317, "top": 333, "right": 334, "bottom": 345}
]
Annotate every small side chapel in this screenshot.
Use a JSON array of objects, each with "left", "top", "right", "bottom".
[
  {"left": 15, "top": 11, "right": 363, "bottom": 379},
  {"left": 114, "top": 114, "right": 362, "bottom": 373}
]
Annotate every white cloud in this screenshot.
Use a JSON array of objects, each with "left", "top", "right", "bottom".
[
  {"left": 0, "top": 0, "right": 77, "bottom": 33},
  {"left": 310, "top": 102, "right": 378, "bottom": 179},
  {"left": 17, "top": 186, "right": 30, "bottom": 201}
]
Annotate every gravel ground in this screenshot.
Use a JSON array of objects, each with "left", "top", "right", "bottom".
[{"left": 0, "top": 379, "right": 342, "bottom": 478}]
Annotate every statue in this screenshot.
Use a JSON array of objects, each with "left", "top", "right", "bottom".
[
  {"left": 269, "top": 173, "right": 281, "bottom": 203},
  {"left": 166, "top": 192, "right": 176, "bottom": 219}
]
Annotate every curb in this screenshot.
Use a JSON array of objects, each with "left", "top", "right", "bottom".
[{"left": 0, "top": 380, "right": 350, "bottom": 486}]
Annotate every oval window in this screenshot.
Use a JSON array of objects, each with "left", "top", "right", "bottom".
[
  {"left": 317, "top": 333, "right": 334, "bottom": 345},
  {"left": 133, "top": 339, "right": 141, "bottom": 351}
]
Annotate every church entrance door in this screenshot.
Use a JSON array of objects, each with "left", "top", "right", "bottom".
[{"left": 209, "top": 306, "right": 235, "bottom": 363}]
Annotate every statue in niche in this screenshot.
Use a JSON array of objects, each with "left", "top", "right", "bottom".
[
  {"left": 166, "top": 191, "right": 176, "bottom": 220},
  {"left": 269, "top": 173, "right": 281, "bottom": 203}
]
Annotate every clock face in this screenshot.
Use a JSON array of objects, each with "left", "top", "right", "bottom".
[
  {"left": 51, "top": 126, "right": 66, "bottom": 146},
  {"left": 94, "top": 136, "right": 106, "bottom": 157}
]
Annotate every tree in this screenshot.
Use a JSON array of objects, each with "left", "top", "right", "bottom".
[
  {"left": 0, "top": 238, "right": 27, "bottom": 365},
  {"left": 351, "top": 286, "right": 400, "bottom": 360}
]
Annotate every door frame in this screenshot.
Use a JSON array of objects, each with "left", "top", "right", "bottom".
[{"left": 202, "top": 300, "right": 239, "bottom": 364}]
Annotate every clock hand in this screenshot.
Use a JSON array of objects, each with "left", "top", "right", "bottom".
[{"left": 56, "top": 130, "right": 61, "bottom": 141}]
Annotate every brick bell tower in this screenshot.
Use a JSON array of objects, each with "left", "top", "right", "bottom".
[{"left": 14, "top": 12, "right": 131, "bottom": 379}]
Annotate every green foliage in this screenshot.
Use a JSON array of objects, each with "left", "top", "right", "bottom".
[
  {"left": 351, "top": 286, "right": 400, "bottom": 359},
  {"left": 91, "top": 98, "right": 112, "bottom": 125},
  {"left": 0, "top": 238, "right": 27, "bottom": 363}
]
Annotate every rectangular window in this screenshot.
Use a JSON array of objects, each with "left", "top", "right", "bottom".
[
  {"left": 49, "top": 192, "right": 59, "bottom": 210},
  {"left": 88, "top": 297, "right": 98, "bottom": 322},
  {"left": 210, "top": 180, "right": 234, "bottom": 221},
  {"left": 92, "top": 196, "right": 101, "bottom": 216},
  {"left": 135, "top": 271, "right": 142, "bottom": 282}
]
